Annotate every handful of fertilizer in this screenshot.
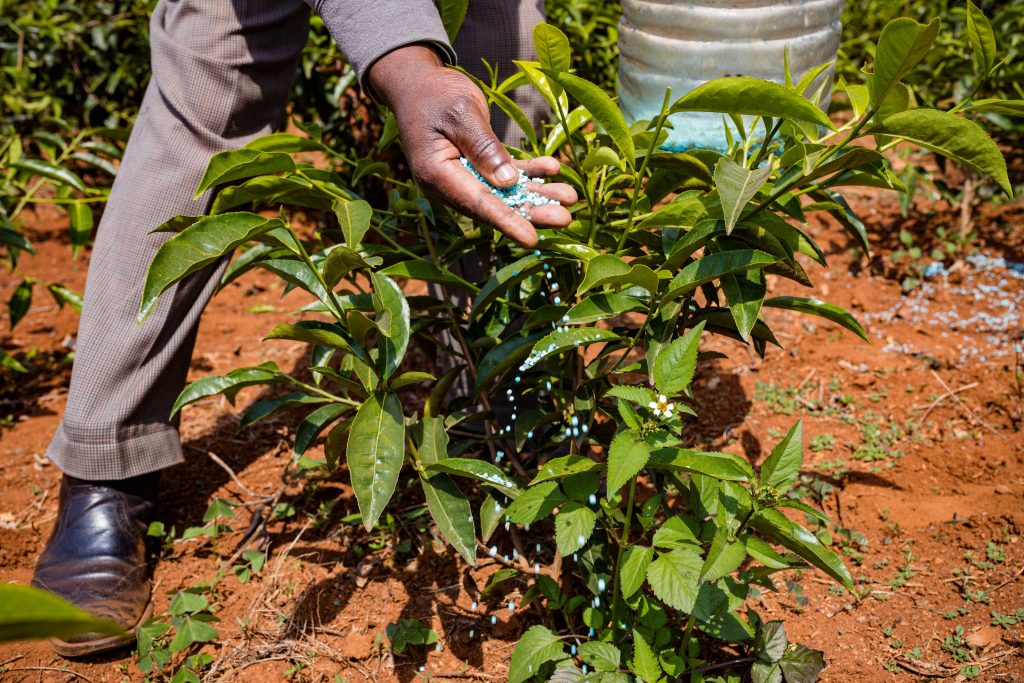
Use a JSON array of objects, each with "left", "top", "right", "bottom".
[{"left": 459, "top": 157, "right": 559, "bottom": 220}]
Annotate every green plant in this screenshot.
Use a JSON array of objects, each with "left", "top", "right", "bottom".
[
  {"left": 0, "top": 583, "right": 125, "bottom": 643},
  {"left": 139, "top": 9, "right": 1012, "bottom": 681},
  {"left": 386, "top": 619, "right": 440, "bottom": 655}
]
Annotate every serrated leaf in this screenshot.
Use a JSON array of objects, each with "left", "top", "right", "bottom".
[
  {"left": 171, "top": 363, "right": 281, "bottom": 416},
  {"left": 543, "top": 70, "right": 636, "bottom": 166},
  {"left": 870, "top": 16, "right": 941, "bottom": 108},
  {"left": 555, "top": 502, "right": 597, "bottom": 555},
  {"left": 699, "top": 531, "right": 747, "bottom": 582},
  {"left": 577, "top": 254, "right": 658, "bottom": 297},
  {"left": 670, "top": 77, "right": 834, "bottom": 129},
  {"left": 530, "top": 455, "right": 602, "bottom": 484},
  {"left": 715, "top": 155, "right": 773, "bottom": 233},
  {"left": 750, "top": 508, "right": 853, "bottom": 591},
  {"left": 870, "top": 108, "right": 1011, "bottom": 196},
  {"left": 346, "top": 393, "right": 405, "bottom": 531},
  {"left": 293, "top": 404, "right": 347, "bottom": 455},
  {"left": 647, "top": 448, "right": 754, "bottom": 482},
  {"left": 619, "top": 546, "right": 654, "bottom": 598},
  {"left": 426, "top": 458, "right": 520, "bottom": 498},
  {"left": 508, "top": 625, "right": 565, "bottom": 683},
  {"left": 763, "top": 296, "right": 869, "bottom": 342},
  {"left": 579, "top": 641, "right": 621, "bottom": 673},
  {"left": 606, "top": 430, "right": 651, "bottom": 493},
  {"left": 565, "top": 293, "right": 644, "bottom": 325},
  {"left": 758, "top": 420, "right": 802, "bottom": 491},
  {"left": 139, "top": 213, "right": 282, "bottom": 321},
  {"left": 652, "top": 322, "right": 704, "bottom": 396},
  {"left": 779, "top": 643, "right": 825, "bottom": 683},
  {"left": 11, "top": 159, "right": 85, "bottom": 193},
  {"left": 421, "top": 472, "right": 476, "bottom": 565},
  {"left": 507, "top": 481, "right": 565, "bottom": 524},
  {"left": 646, "top": 546, "right": 703, "bottom": 613},
  {"left": 529, "top": 327, "right": 622, "bottom": 365},
  {"left": 631, "top": 629, "right": 662, "bottom": 683},
  {"left": 333, "top": 198, "right": 373, "bottom": 249},
  {"left": 534, "top": 23, "right": 571, "bottom": 73},
  {"left": 194, "top": 149, "right": 295, "bottom": 197}
]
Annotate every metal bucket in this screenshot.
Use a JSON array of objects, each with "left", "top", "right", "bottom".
[{"left": 617, "top": 0, "right": 845, "bottom": 151}]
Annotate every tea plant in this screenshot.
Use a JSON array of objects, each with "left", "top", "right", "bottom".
[{"left": 140, "top": 9, "right": 1011, "bottom": 682}]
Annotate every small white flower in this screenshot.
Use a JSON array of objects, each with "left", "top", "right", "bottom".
[{"left": 650, "top": 394, "right": 675, "bottom": 420}]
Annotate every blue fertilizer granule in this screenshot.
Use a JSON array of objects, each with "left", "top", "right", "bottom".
[{"left": 459, "top": 157, "right": 559, "bottom": 220}]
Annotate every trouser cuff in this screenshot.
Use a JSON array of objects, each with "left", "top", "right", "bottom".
[{"left": 47, "top": 423, "right": 185, "bottom": 480}]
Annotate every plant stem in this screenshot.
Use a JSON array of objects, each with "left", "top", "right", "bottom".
[
  {"left": 610, "top": 476, "right": 638, "bottom": 632},
  {"left": 616, "top": 89, "right": 673, "bottom": 251},
  {"left": 679, "top": 614, "right": 697, "bottom": 660}
]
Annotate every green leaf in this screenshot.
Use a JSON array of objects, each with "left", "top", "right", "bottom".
[
  {"left": 322, "top": 246, "right": 371, "bottom": 288},
  {"left": 779, "top": 643, "right": 825, "bottom": 683},
  {"left": 437, "top": 0, "right": 469, "bottom": 40},
  {"left": 619, "top": 546, "right": 654, "bottom": 598},
  {"left": 0, "top": 584, "right": 125, "bottom": 642},
  {"left": 755, "top": 621, "right": 789, "bottom": 663},
  {"left": 480, "top": 492, "right": 505, "bottom": 542},
  {"left": 0, "top": 349, "right": 28, "bottom": 373},
  {"left": 652, "top": 516, "right": 700, "bottom": 549},
  {"left": 579, "top": 641, "right": 621, "bottom": 673},
  {"left": 415, "top": 416, "right": 449, "bottom": 468},
  {"left": 606, "top": 430, "right": 651, "bottom": 494},
  {"left": 528, "top": 327, "right": 622, "bottom": 365},
  {"left": 577, "top": 254, "right": 659, "bottom": 297},
  {"left": 421, "top": 472, "right": 476, "bottom": 565},
  {"left": 776, "top": 499, "right": 832, "bottom": 526},
  {"left": 699, "top": 531, "right": 747, "bottom": 582},
  {"left": 8, "top": 279, "right": 32, "bottom": 329},
  {"left": 371, "top": 273, "right": 411, "bottom": 379},
  {"left": 239, "top": 392, "right": 327, "bottom": 430},
  {"left": 67, "top": 203, "right": 93, "bottom": 256},
  {"left": 476, "top": 332, "right": 545, "bottom": 391},
  {"left": 763, "top": 296, "right": 869, "bottom": 342},
  {"left": 744, "top": 536, "right": 790, "bottom": 569},
  {"left": 647, "top": 448, "right": 754, "bottom": 482},
  {"left": 534, "top": 23, "right": 571, "bottom": 73},
  {"left": 171, "top": 363, "right": 281, "bottom": 416},
  {"left": 379, "top": 259, "right": 473, "bottom": 290},
  {"left": 565, "top": 293, "right": 644, "bottom": 325},
  {"left": 870, "top": 108, "right": 1011, "bottom": 196},
  {"left": 11, "top": 159, "right": 86, "bottom": 193},
  {"left": 662, "top": 250, "right": 777, "bottom": 307},
  {"left": 0, "top": 226, "right": 34, "bottom": 254},
  {"left": 508, "top": 625, "right": 565, "bottom": 683},
  {"left": 646, "top": 546, "right": 703, "bottom": 613},
  {"left": 720, "top": 268, "right": 765, "bottom": 342},
  {"left": 139, "top": 213, "right": 282, "bottom": 321},
  {"left": 759, "top": 420, "right": 802, "bottom": 491},
  {"left": 264, "top": 320, "right": 360, "bottom": 353},
  {"left": 426, "top": 458, "right": 521, "bottom": 498},
  {"left": 750, "top": 508, "right": 853, "bottom": 591},
  {"left": 715, "top": 155, "right": 773, "bottom": 233},
  {"left": 605, "top": 385, "right": 656, "bottom": 407},
  {"left": 670, "top": 77, "right": 834, "bottom": 130},
  {"left": 555, "top": 502, "right": 597, "bottom": 555},
  {"left": 390, "top": 371, "right": 435, "bottom": 391},
  {"left": 168, "top": 614, "right": 219, "bottom": 653},
  {"left": 346, "top": 393, "right": 406, "bottom": 531},
  {"left": 507, "top": 481, "right": 566, "bottom": 524},
  {"left": 966, "top": 99, "right": 1024, "bottom": 117},
  {"left": 652, "top": 322, "right": 704, "bottom": 396},
  {"left": 631, "top": 629, "right": 662, "bottom": 683},
  {"left": 293, "top": 404, "right": 348, "bottom": 456},
  {"left": 543, "top": 70, "right": 636, "bottom": 167},
  {"left": 869, "top": 18, "right": 941, "bottom": 107},
  {"left": 244, "top": 133, "right": 328, "bottom": 153},
  {"left": 194, "top": 149, "right": 295, "bottom": 198},
  {"left": 530, "top": 455, "right": 602, "bottom": 484},
  {"left": 333, "top": 199, "right": 373, "bottom": 249}
]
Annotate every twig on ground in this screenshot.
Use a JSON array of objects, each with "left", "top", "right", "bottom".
[
  {"left": 3, "top": 667, "right": 97, "bottom": 682},
  {"left": 989, "top": 565, "right": 1024, "bottom": 594},
  {"left": 913, "top": 381, "right": 979, "bottom": 423},
  {"left": 928, "top": 370, "right": 1022, "bottom": 451},
  {"left": 207, "top": 450, "right": 260, "bottom": 497}
]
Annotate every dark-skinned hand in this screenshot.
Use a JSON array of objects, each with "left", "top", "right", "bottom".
[{"left": 368, "top": 44, "right": 577, "bottom": 247}]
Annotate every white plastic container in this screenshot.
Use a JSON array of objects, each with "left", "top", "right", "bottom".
[{"left": 617, "top": 0, "right": 845, "bottom": 150}]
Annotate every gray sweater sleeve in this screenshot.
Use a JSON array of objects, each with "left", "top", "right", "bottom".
[{"left": 308, "top": 1, "right": 458, "bottom": 93}]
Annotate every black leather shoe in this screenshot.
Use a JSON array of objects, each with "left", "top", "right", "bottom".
[{"left": 31, "top": 474, "right": 158, "bottom": 657}]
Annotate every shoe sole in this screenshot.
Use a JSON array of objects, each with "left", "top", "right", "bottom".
[{"left": 49, "top": 599, "right": 154, "bottom": 658}]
